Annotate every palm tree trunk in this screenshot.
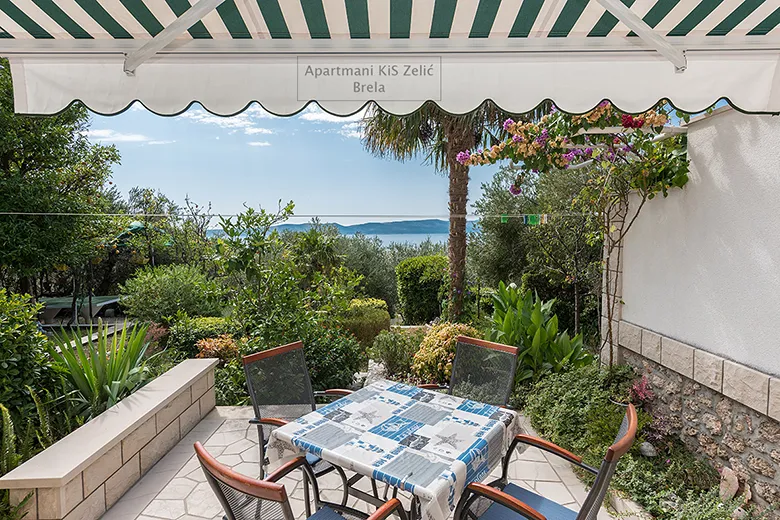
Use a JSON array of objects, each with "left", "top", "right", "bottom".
[{"left": 444, "top": 121, "right": 473, "bottom": 320}]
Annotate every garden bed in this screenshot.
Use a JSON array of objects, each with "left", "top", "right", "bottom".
[{"left": 0, "top": 359, "right": 218, "bottom": 520}]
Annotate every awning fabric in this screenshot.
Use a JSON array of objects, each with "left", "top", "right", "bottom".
[{"left": 1, "top": 0, "right": 780, "bottom": 116}]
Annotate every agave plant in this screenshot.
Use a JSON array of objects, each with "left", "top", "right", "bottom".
[{"left": 48, "top": 320, "right": 152, "bottom": 420}]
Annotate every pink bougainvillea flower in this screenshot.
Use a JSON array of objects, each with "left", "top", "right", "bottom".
[{"left": 456, "top": 151, "right": 471, "bottom": 164}]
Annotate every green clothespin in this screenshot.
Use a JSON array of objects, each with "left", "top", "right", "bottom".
[
  {"left": 528, "top": 214, "right": 539, "bottom": 226},
  {"left": 500, "top": 215, "right": 508, "bottom": 223}
]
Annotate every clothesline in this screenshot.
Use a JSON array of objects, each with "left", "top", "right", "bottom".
[{"left": 0, "top": 212, "right": 585, "bottom": 219}]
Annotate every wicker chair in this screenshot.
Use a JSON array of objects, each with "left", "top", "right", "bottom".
[
  {"left": 454, "top": 404, "right": 638, "bottom": 520},
  {"left": 242, "top": 341, "right": 351, "bottom": 516},
  {"left": 420, "top": 336, "right": 519, "bottom": 407},
  {"left": 195, "top": 441, "right": 409, "bottom": 520}
]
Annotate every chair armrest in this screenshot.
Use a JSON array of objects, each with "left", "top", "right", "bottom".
[
  {"left": 511, "top": 435, "right": 598, "bottom": 475},
  {"left": 419, "top": 383, "right": 448, "bottom": 390},
  {"left": 463, "top": 483, "right": 545, "bottom": 520},
  {"left": 249, "top": 417, "right": 288, "bottom": 427},
  {"left": 314, "top": 389, "right": 353, "bottom": 397},
  {"left": 264, "top": 456, "right": 308, "bottom": 482},
  {"left": 367, "top": 498, "right": 408, "bottom": 520}
]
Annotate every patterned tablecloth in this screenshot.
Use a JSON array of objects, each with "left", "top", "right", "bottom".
[{"left": 266, "top": 379, "right": 521, "bottom": 520}]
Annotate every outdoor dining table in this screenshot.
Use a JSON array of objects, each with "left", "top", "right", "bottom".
[{"left": 266, "top": 379, "right": 522, "bottom": 520}]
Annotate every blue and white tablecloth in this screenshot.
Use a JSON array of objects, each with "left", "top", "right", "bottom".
[{"left": 266, "top": 379, "right": 521, "bottom": 520}]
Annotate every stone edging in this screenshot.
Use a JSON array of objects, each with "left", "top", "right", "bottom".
[
  {"left": 618, "top": 320, "right": 780, "bottom": 422},
  {"left": 609, "top": 490, "right": 652, "bottom": 519},
  {"left": 0, "top": 358, "right": 218, "bottom": 520}
]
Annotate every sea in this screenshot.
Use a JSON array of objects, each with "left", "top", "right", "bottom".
[{"left": 371, "top": 233, "right": 448, "bottom": 245}]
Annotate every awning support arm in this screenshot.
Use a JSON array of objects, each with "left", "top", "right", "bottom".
[
  {"left": 124, "top": 0, "right": 226, "bottom": 75},
  {"left": 594, "top": 0, "right": 687, "bottom": 73}
]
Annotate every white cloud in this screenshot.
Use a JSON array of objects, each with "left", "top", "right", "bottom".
[
  {"left": 298, "top": 106, "right": 367, "bottom": 123},
  {"left": 244, "top": 105, "right": 276, "bottom": 118},
  {"left": 338, "top": 121, "right": 363, "bottom": 139},
  {"left": 248, "top": 141, "right": 271, "bottom": 147},
  {"left": 180, "top": 107, "right": 277, "bottom": 137},
  {"left": 84, "top": 129, "right": 150, "bottom": 142},
  {"left": 244, "top": 127, "right": 274, "bottom": 135},
  {"left": 148, "top": 140, "right": 176, "bottom": 145}
]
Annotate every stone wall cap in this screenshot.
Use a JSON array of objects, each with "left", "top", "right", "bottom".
[{"left": 0, "top": 358, "right": 218, "bottom": 489}]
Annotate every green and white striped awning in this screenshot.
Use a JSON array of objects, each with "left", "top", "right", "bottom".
[{"left": 1, "top": 0, "right": 779, "bottom": 115}]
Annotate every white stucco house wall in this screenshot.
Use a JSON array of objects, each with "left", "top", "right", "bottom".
[
  {"left": 622, "top": 107, "right": 780, "bottom": 377},
  {"left": 609, "top": 106, "right": 780, "bottom": 506}
]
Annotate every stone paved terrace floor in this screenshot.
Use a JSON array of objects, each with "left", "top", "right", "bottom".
[{"left": 103, "top": 407, "right": 615, "bottom": 520}]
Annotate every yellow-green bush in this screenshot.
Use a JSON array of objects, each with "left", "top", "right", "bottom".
[
  {"left": 412, "top": 322, "right": 480, "bottom": 384},
  {"left": 342, "top": 298, "right": 391, "bottom": 347}
]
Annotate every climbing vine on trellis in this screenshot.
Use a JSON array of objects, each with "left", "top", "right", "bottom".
[{"left": 458, "top": 102, "right": 690, "bottom": 364}]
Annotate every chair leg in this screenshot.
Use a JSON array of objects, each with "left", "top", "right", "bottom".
[
  {"left": 331, "top": 466, "right": 349, "bottom": 507},
  {"left": 303, "top": 472, "right": 313, "bottom": 518},
  {"left": 371, "top": 478, "right": 379, "bottom": 500}
]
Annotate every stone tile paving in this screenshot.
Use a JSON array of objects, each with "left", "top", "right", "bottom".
[{"left": 104, "top": 407, "right": 614, "bottom": 520}]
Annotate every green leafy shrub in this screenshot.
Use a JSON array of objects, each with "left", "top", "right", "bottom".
[
  {"left": 0, "top": 404, "right": 34, "bottom": 520},
  {"left": 147, "top": 347, "right": 188, "bottom": 380},
  {"left": 342, "top": 298, "right": 391, "bottom": 347},
  {"left": 370, "top": 328, "right": 425, "bottom": 379},
  {"left": 167, "top": 315, "right": 236, "bottom": 357},
  {"left": 303, "top": 326, "right": 364, "bottom": 391},
  {"left": 0, "top": 290, "right": 54, "bottom": 418},
  {"left": 396, "top": 255, "right": 448, "bottom": 325},
  {"left": 120, "top": 264, "right": 222, "bottom": 325},
  {"left": 337, "top": 234, "right": 398, "bottom": 315},
  {"left": 524, "top": 364, "right": 734, "bottom": 519},
  {"left": 412, "top": 322, "right": 480, "bottom": 384},
  {"left": 667, "top": 488, "right": 769, "bottom": 520},
  {"left": 489, "top": 281, "right": 593, "bottom": 383},
  {"left": 48, "top": 321, "right": 152, "bottom": 420},
  {"left": 214, "top": 359, "right": 249, "bottom": 406}
]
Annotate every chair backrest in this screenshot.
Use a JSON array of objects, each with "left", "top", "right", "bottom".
[
  {"left": 242, "top": 341, "right": 316, "bottom": 443},
  {"left": 576, "top": 404, "right": 638, "bottom": 520},
  {"left": 449, "top": 336, "right": 518, "bottom": 407},
  {"left": 195, "top": 441, "right": 295, "bottom": 520}
]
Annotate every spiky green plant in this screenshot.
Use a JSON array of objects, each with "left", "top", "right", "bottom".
[
  {"left": 0, "top": 404, "right": 18, "bottom": 476},
  {"left": 48, "top": 320, "right": 151, "bottom": 420},
  {"left": 0, "top": 403, "right": 33, "bottom": 520}
]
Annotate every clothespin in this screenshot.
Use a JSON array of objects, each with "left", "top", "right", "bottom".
[{"left": 500, "top": 215, "right": 508, "bottom": 224}]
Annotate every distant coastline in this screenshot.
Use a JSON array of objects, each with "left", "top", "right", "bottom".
[
  {"left": 273, "top": 219, "right": 476, "bottom": 235},
  {"left": 208, "top": 219, "right": 475, "bottom": 238}
]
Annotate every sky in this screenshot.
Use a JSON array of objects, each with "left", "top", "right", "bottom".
[{"left": 89, "top": 104, "right": 499, "bottom": 226}]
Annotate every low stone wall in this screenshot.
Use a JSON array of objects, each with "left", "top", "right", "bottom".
[
  {"left": 617, "top": 321, "right": 780, "bottom": 509},
  {"left": 0, "top": 359, "right": 218, "bottom": 520}
]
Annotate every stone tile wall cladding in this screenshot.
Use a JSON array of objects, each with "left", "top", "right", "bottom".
[
  {"left": 601, "top": 230, "right": 780, "bottom": 513},
  {"left": 616, "top": 321, "right": 780, "bottom": 510},
  {"left": 3, "top": 360, "right": 218, "bottom": 520}
]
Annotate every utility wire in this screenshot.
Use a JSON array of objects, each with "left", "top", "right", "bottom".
[{"left": 0, "top": 211, "right": 586, "bottom": 218}]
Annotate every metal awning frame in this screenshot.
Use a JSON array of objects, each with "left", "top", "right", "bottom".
[
  {"left": 118, "top": 0, "right": 695, "bottom": 74},
  {"left": 595, "top": 0, "right": 688, "bottom": 72},
  {"left": 116, "top": 0, "right": 696, "bottom": 75},
  {"left": 123, "top": 0, "right": 226, "bottom": 75},
  {"left": 3, "top": 34, "right": 778, "bottom": 59}
]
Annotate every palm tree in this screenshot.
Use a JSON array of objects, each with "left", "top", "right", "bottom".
[{"left": 361, "top": 101, "right": 515, "bottom": 319}]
